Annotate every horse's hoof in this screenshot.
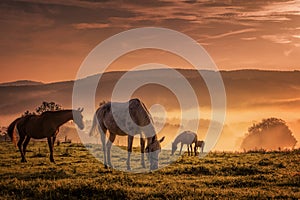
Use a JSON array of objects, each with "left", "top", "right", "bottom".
[
  {"left": 21, "top": 159, "right": 27, "bottom": 163},
  {"left": 141, "top": 163, "right": 146, "bottom": 168},
  {"left": 104, "top": 165, "right": 108, "bottom": 169},
  {"left": 127, "top": 167, "right": 131, "bottom": 171},
  {"left": 107, "top": 164, "right": 113, "bottom": 169}
]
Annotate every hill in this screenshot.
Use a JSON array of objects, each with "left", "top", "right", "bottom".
[
  {"left": 0, "top": 80, "right": 44, "bottom": 87},
  {"left": 0, "top": 69, "right": 299, "bottom": 150}
]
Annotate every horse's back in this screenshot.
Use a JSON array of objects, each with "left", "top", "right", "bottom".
[
  {"left": 97, "top": 99, "right": 152, "bottom": 136},
  {"left": 177, "top": 131, "right": 197, "bottom": 144},
  {"left": 17, "top": 115, "right": 49, "bottom": 139}
]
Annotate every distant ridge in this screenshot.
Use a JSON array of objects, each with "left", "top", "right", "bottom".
[{"left": 0, "top": 80, "right": 44, "bottom": 87}]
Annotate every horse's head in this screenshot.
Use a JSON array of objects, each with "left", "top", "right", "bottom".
[
  {"left": 73, "top": 108, "right": 84, "bottom": 130},
  {"left": 171, "top": 142, "right": 177, "bottom": 155},
  {"left": 145, "top": 136, "right": 165, "bottom": 170}
]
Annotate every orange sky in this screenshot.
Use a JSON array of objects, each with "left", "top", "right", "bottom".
[{"left": 0, "top": 0, "right": 300, "bottom": 83}]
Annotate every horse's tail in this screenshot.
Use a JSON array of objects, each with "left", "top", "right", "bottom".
[
  {"left": 7, "top": 117, "right": 21, "bottom": 147},
  {"left": 89, "top": 111, "right": 99, "bottom": 137}
]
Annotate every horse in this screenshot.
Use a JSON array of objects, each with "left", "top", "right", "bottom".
[
  {"left": 7, "top": 108, "right": 84, "bottom": 163},
  {"left": 171, "top": 131, "right": 197, "bottom": 156},
  {"left": 89, "top": 98, "right": 165, "bottom": 171},
  {"left": 195, "top": 140, "right": 205, "bottom": 155}
]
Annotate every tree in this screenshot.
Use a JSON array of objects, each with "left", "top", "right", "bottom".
[
  {"left": 241, "top": 118, "right": 297, "bottom": 151},
  {"left": 22, "top": 110, "right": 36, "bottom": 116},
  {"left": 23, "top": 101, "right": 62, "bottom": 116},
  {"left": 0, "top": 126, "right": 8, "bottom": 141},
  {"left": 36, "top": 101, "right": 62, "bottom": 114}
]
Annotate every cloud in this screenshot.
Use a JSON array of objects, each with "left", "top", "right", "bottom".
[
  {"left": 204, "top": 28, "right": 257, "bottom": 39},
  {"left": 261, "top": 35, "right": 292, "bottom": 44},
  {"left": 1, "top": 0, "right": 300, "bottom": 83},
  {"left": 72, "top": 23, "right": 110, "bottom": 29},
  {"left": 293, "top": 35, "right": 300, "bottom": 39},
  {"left": 236, "top": 0, "right": 300, "bottom": 22},
  {"left": 241, "top": 37, "right": 257, "bottom": 40},
  {"left": 246, "top": 98, "right": 300, "bottom": 109}
]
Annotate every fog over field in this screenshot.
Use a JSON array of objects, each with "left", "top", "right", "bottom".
[{"left": 0, "top": 69, "right": 299, "bottom": 151}]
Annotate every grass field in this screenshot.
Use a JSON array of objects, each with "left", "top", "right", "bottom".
[{"left": 0, "top": 141, "right": 299, "bottom": 199}]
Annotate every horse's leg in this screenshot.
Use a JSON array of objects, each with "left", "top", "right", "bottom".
[
  {"left": 187, "top": 144, "right": 190, "bottom": 156},
  {"left": 17, "top": 135, "right": 26, "bottom": 162},
  {"left": 23, "top": 136, "right": 31, "bottom": 158},
  {"left": 179, "top": 143, "right": 183, "bottom": 155},
  {"left": 47, "top": 137, "right": 55, "bottom": 163},
  {"left": 51, "top": 136, "right": 56, "bottom": 161},
  {"left": 194, "top": 143, "right": 197, "bottom": 156},
  {"left": 52, "top": 136, "right": 56, "bottom": 147},
  {"left": 100, "top": 127, "right": 108, "bottom": 168},
  {"left": 127, "top": 135, "right": 134, "bottom": 170},
  {"left": 52, "top": 130, "right": 58, "bottom": 146},
  {"left": 140, "top": 135, "right": 146, "bottom": 168},
  {"left": 106, "top": 133, "right": 116, "bottom": 168}
]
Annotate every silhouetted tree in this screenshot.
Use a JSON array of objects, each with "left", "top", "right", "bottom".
[
  {"left": 22, "top": 110, "right": 36, "bottom": 116},
  {"left": 0, "top": 126, "right": 8, "bottom": 141},
  {"left": 22, "top": 101, "right": 62, "bottom": 116},
  {"left": 241, "top": 118, "right": 297, "bottom": 151},
  {"left": 36, "top": 101, "right": 62, "bottom": 114}
]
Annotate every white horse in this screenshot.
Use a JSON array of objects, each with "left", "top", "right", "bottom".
[
  {"left": 171, "top": 131, "right": 197, "bottom": 156},
  {"left": 89, "top": 98, "right": 165, "bottom": 170}
]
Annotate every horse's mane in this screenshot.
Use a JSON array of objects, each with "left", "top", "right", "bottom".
[
  {"left": 130, "top": 98, "right": 154, "bottom": 124},
  {"left": 40, "top": 109, "right": 74, "bottom": 116}
]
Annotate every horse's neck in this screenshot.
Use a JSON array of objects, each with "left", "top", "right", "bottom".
[
  {"left": 50, "top": 111, "right": 73, "bottom": 127},
  {"left": 173, "top": 137, "right": 181, "bottom": 145},
  {"left": 143, "top": 123, "right": 156, "bottom": 139}
]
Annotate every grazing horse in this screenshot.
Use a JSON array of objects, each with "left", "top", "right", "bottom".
[
  {"left": 7, "top": 109, "right": 84, "bottom": 163},
  {"left": 195, "top": 140, "right": 205, "bottom": 155},
  {"left": 89, "top": 98, "right": 165, "bottom": 170},
  {"left": 171, "top": 131, "right": 197, "bottom": 156}
]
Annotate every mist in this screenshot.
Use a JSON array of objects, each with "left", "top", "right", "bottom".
[{"left": 0, "top": 69, "right": 300, "bottom": 151}]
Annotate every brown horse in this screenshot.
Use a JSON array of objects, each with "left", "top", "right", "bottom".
[
  {"left": 89, "top": 99, "right": 165, "bottom": 170},
  {"left": 195, "top": 140, "right": 205, "bottom": 155},
  {"left": 171, "top": 131, "right": 197, "bottom": 156},
  {"left": 7, "top": 109, "right": 84, "bottom": 163}
]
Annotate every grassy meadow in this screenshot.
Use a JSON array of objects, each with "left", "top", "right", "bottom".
[{"left": 0, "top": 141, "right": 299, "bottom": 199}]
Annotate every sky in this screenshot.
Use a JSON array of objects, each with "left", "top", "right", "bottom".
[{"left": 0, "top": 0, "right": 300, "bottom": 83}]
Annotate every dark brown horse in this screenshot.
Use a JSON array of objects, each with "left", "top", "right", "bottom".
[
  {"left": 7, "top": 109, "right": 84, "bottom": 163},
  {"left": 195, "top": 140, "right": 205, "bottom": 155},
  {"left": 89, "top": 99, "right": 165, "bottom": 170}
]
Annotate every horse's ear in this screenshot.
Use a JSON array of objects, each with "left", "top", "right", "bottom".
[
  {"left": 159, "top": 136, "right": 165, "bottom": 143},
  {"left": 77, "top": 108, "right": 84, "bottom": 112},
  {"left": 151, "top": 136, "right": 156, "bottom": 143},
  {"left": 80, "top": 108, "right": 84, "bottom": 112}
]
